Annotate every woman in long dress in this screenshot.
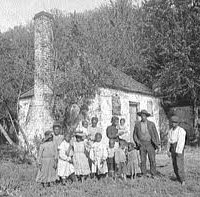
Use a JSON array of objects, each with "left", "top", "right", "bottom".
[{"left": 36, "top": 131, "right": 57, "bottom": 187}]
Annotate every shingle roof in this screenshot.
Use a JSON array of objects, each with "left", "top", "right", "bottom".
[
  {"left": 20, "top": 65, "right": 154, "bottom": 99},
  {"left": 101, "top": 65, "right": 153, "bottom": 95}
]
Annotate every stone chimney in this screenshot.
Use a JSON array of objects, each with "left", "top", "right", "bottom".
[
  {"left": 32, "top": 11, "right": 54, "bottom": 142},
  {"left": 18, "top": 11, "right": 55, "bottom": 151}
]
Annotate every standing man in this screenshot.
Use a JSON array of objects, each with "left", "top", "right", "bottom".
[
  {"left": 106, "top": 116, "right": 119, "bottom": 141},
  {"left": 167, "top": 115, "right": 186, "bottom": 186},
  {"left": 133, "top": 110, "right": 160, "bottom": 178}
]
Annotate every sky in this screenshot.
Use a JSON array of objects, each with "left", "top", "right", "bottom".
[{"left": 0, "top": 0, "right": 108, "bottom": 32}]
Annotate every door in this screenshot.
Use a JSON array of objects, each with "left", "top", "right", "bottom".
[{"left": 129, "top": 102, "right": 139, "bottom": 142}]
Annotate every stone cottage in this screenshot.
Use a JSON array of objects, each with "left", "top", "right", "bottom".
[{"left": 19, "top": 11, "right": 161, "bottom": 146}]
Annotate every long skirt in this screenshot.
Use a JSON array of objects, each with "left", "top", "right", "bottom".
[
  {"left": 73, "top": 153, "right": 90, "bottom": 175},
  {"left": 36, "top": 158, "right": 57, "bottom": 183}
]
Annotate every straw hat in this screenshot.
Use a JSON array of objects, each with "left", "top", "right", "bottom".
[
  {"left": 170, "top": 115, "right": 180, "bottom": 123},
  {"left": 44, "top": 130, "right": 53, "bottom": 142},
  {"left": 137, "top": 109, "right": 151, "bottom": 117},
  {"left": 53, "top": 121, "right": 62, "bottom": 128}
]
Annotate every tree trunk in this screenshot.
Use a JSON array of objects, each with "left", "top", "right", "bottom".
[
  {"left": 193, "top": 96, "right": 199, "bottom": 146},
  {"left": 7, "top": 108, "right": 19, "bottom": 142},
  {"left": 16, "top": 121, "right": 30, "bottom": 150},
  {"left": 0, "top": 123, "right": 16, "bottom": 146}
]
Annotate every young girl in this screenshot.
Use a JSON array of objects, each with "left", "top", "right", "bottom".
[
  {"left": 107, "top": 138, "right": 116, "bottom": 178},
  {"left": 90, "top": 133, "right": 108, "bottom": 179},
  {"left": 115, "top": 139, "right": 127, "bottom": 181},
  {"left": 126, "top": 142, "right": 140, "bottom": 179},
  {"left": 57, "top": 133, "right": 75, "bottom": 184},
  {"left": 72, "top": 133, "right": 90, "bottom": 182},
  {"left": 36, "top": 130, "right": 57, "bottom": 187}
]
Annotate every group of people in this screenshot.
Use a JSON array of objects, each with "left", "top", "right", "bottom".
[{"left": 36, "top": 109, "right": 186, "bottom": 187}]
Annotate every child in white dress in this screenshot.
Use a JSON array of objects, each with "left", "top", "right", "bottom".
[
  {"left": 57, "top": 133, "right": 75, "bottom": 184},
  {"left": 72, "top": 133, "right": 90, "bottom": 182},
  {"left": 90, "top": 133, "right": 108, "bottom": 179}
]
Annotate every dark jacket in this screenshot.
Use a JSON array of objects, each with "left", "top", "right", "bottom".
[
  {"left": 106, "top": 125, "right": 118, "bottom": 140},
  {"left": 133, "top": 120, "right": 160, "bottom": 149}
]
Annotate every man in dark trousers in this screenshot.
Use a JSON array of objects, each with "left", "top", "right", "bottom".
[
  {"left": 167, "top": 115, "right": 186, "bottom": 186},
  {"left": 133, "top": 110, "right": 160, "bottom": 178}
]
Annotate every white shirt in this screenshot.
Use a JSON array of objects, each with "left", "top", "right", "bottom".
[{"left": 168, "top": 126, "right": 186, "bottom": 154}]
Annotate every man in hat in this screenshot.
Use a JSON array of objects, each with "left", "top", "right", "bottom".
[
  {"left": 133, "top": 109, "right": 160, "bottom": 178},
  {"left": 167, "top": 115, "right": 186, "bottom": 186}
]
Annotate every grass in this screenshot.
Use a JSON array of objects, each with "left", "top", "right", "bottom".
[{"left": 0, "top": 146, "right": 200, "bottom": 197}]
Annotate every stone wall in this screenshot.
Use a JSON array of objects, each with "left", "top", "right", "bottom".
[{"left": 89, "top": 87, "right": 161, "bottom": 145}]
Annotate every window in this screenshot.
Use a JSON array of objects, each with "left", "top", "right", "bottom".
[
  {"left": 147, "top": 100, "right": 153, "bottom": 116},
  {"left": 112, "top": 94, "right": 121, "bottom": 115}
]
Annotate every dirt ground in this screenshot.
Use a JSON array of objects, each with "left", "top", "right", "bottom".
[{"left": 0, "top": 147, "right": 200, "bottom": 197}]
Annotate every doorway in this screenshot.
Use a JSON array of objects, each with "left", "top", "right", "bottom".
[{"left": 129, "top": 102, "right": 139, "bottom": 142}]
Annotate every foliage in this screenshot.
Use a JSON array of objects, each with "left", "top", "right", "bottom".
[
  {"left": 0, "top": 25, "right": 34, "bottom": 120},
  {"left": 135, "top": 0, "right": 200, "bottom": 104}
]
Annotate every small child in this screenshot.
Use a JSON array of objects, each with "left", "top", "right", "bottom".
[
  {"left": 118, "top": 118, "right": 129, "bottom": 142},
  {"left": 90, "top": 133, "right": 108, "bottom": 180},
  {"left": 81, "top": 120, "right": 89, "bottom": 136},
  {"left": 36, "top": 131, "right": 57, "bottom": 187},
  {"left": 57, "top": 133, "right": 75, "bottom": 185},
  {"left": 107, "top": 138, "right": 116, "bottom": 178},
  {"left": 115, "top": 139, "right": 127, "bottom": 181},
  {"left": 72, "top": 133, "right": 90, "bottom": 182},
  {"left": 53, "top": 121, "right": 64, "bottom": 151},
  {"left": 126, "top": 142, "right": 140, "bottom": 179}
]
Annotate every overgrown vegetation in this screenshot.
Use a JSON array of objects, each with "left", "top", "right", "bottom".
[{"left": 0, "top": 0, "right": 200, "bottom": 146}]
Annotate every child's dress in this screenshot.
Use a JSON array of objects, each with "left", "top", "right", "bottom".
[
  {"left": 73, "top": 141, "right": 90, "bottom": 175},
  {"left": 36, "top": 141, "right": 57, "bottom": 183},
  {"left": 90, "top": 142, "right": 108, "bottom": 175},
  {"left": 57, "top": 140, "right": 74, "bottom": 178},
  {"left": 126, "top": 149, "right": 140, "bottom": 176},
  {"left": 115, "top": 147, "right": 127, "bottom": 176}
]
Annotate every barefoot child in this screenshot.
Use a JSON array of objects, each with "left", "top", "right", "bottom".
[
  {"left": 115, "top": 139, "right": 127, "bottom": 181},
  {"left": 36, "top": 131, "right": 57, "bottom": 187},
  {"left": 72, "top": 133, "right": 90, "bottom": 182},
  {"left": 57, "top": 133, "right": 75, "bottom": 184},
  {"left": 107, "top": 138, "right": 116, "bottom": 178},
  {"left": 90, "top": 133, "right": 108, "bottom": 180},
  {"left": 126, "top": 142, "right": 140, "bottom": 179}
]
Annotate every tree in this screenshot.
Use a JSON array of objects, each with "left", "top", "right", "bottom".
[
  {"left": 135, "top": 0, "right": 200, "bottom": 140},
  {"left": 0, "top": 24, "right": 34, "bottom": 146}
]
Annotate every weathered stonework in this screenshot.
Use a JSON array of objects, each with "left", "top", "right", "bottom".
[
  {"left": 19, "top": 12, "right": 54, "bottom": 151},
  {"left": 89, "top": 88, "right": 160, "bottom": 145}
]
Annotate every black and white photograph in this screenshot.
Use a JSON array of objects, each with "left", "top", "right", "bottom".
[{"left": 0, "top": 0, "right": 200, "bottom": 196}]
